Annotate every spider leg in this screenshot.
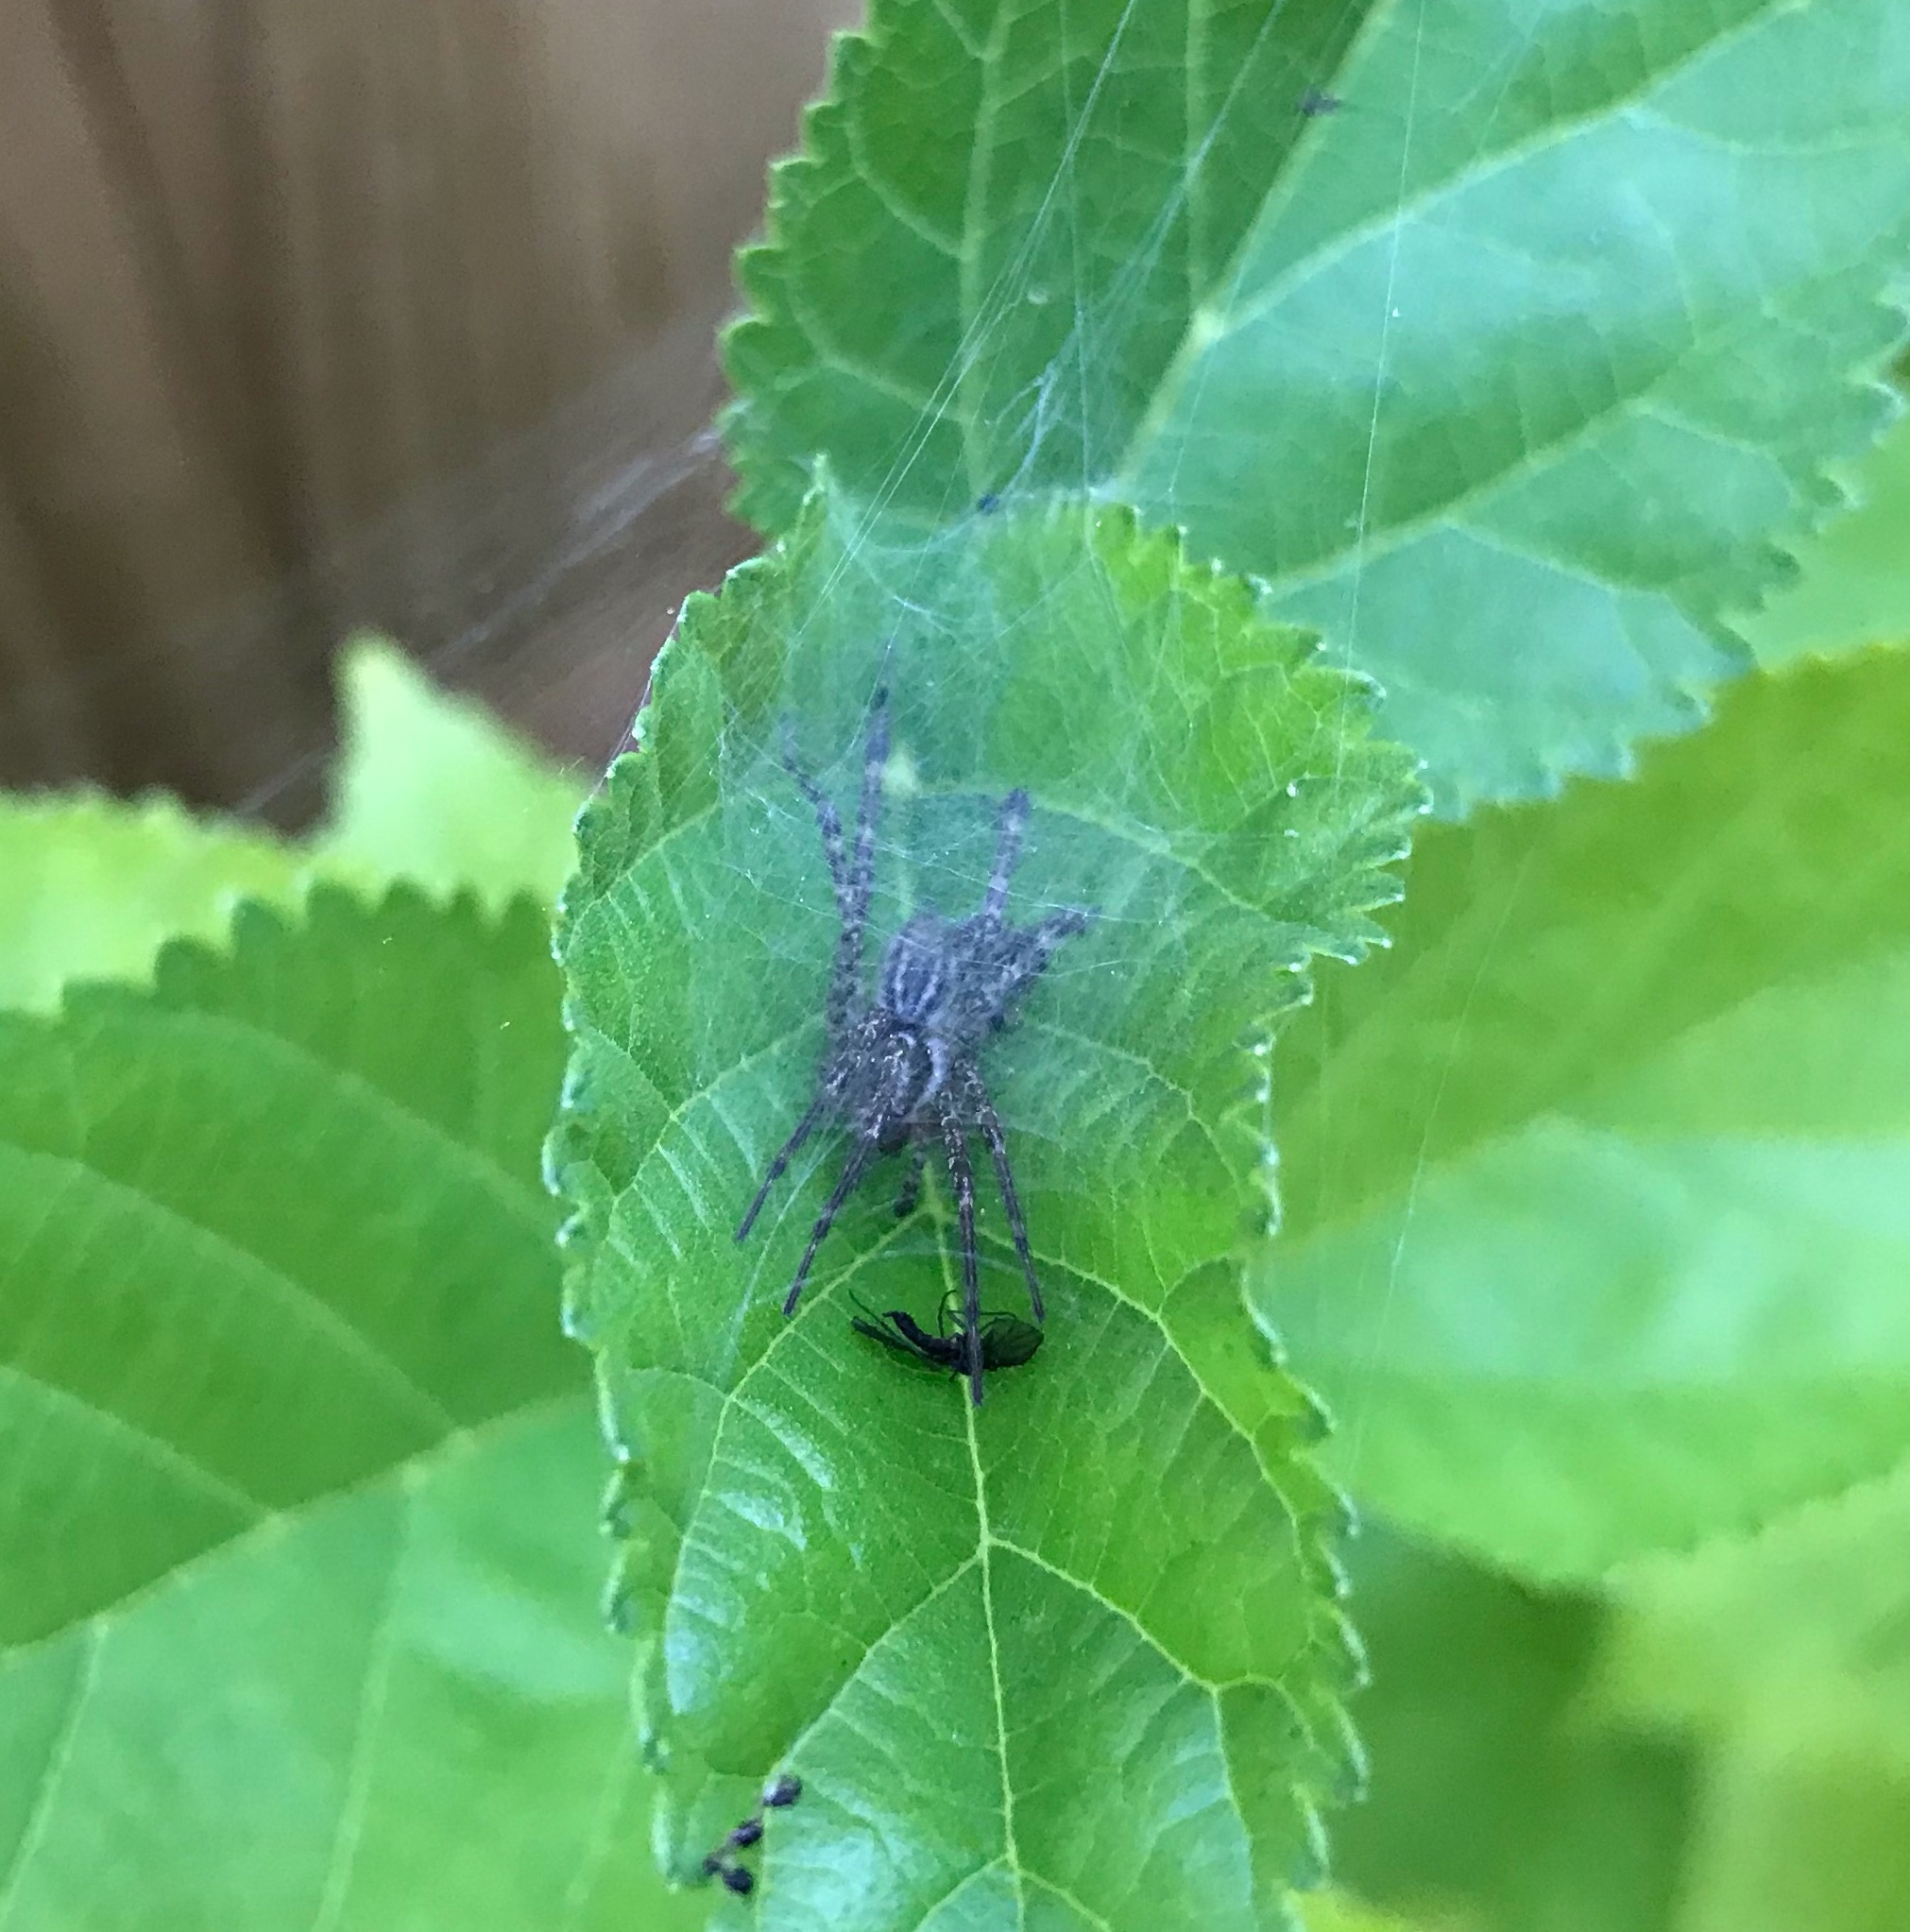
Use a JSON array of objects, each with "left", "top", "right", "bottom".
[
  {"left": 964, "top": 1073, "right": 1046, "bottom": 1324},
  {"left": 781, "top": 1141, "right": 875, "bottom": 1317},
  {"left": 782, "top": 749, "right": 861, "bottom": 1042},
  {"left": 735, "top": 1096, "right": 827, "bottom": 1242},
  {"left": 982, "top": 789, "right": 1030, "bottom": 926},
  {"left": 844, "top": 691, "right": 890, "bottom": 981},
  {"left": 935, "top": 1092, "right": 985, "bottom": 1405},
  {"left": 990, "top": 906, "right": 1096, "bottom": 1022},
  {"left": 785, "top": 692, "right": 890, "bottom": 1042},
  {"left": 892, "top": 1137, "right": 929, "bottom": 1218},
  {"left": 781, "top": 738, "right": 851, "bottom": 916},
  {"left": 1030, "top": 905, "right": 1095, "bottom": 958}
]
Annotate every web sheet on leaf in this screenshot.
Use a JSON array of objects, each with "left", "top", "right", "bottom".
[{"left": 540, "top": 34, "right": 1434, "bottom": 1918}]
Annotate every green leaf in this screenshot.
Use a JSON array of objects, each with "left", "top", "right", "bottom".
[
  {"left": 1654, "top": 1740, "right": 1910, "bottom": 1932},
  {"left": 0, "top": 888, "right": 703, "bottom": 1930},
  {"left": 1334, "top": 1526, "right": 1693, "bottom": 1932},
  {"left": 1253, "top": 644, "right": 1910, "bottom": 1582},
  {"left": 1607, "top": 1454, "right": 1910, "bottom": 1764},
  {"left": 0, "top": 640, "right": 583, "bottom": 1022},
  {"left": 318, "top": 635, "right": 587, "bottom": 909},
  {"left": 1597, "top": 1458, "right": 1910, "bottom": 1931},
  {"left": 723, "top": 0, "right": 1910, "bottom": 813},
  {"left": 0, "top": 791, "right": 309, "bottom": 1014},
  {"left": 551, "top": 489, "right": 1424, "bottom": 1926},
  {"left": 1742, "top": 410, "right": 1910, "bottom": 671},
  {"left": 1296, "top": 1890, "right": 1436, "bottom": 1932}
]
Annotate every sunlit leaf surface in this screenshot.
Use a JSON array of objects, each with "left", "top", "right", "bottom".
[
  {"left": 0, "top": 792, "right": 308, "bottom": 1015},
  {"left": 1256, "top": 645, "right": 1910, "bottom": 1580},
  {"left": 551, "top": 491, "right": 1424, "bottom": 1927},
  {"left": 725, "top": 0, "right": 1910, "bottom": 812},
  {"left": 0, "top": 889, "right": 704, "bottom": 1931},
  {"left": 319, "top": 635, "right": 587, "bottom": 909}
]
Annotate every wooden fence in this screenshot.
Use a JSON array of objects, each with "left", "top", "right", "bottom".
[{"left": 0, "top": 0, "right": 848, "bottom": 815}]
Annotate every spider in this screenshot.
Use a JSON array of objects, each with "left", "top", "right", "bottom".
[
  {"left": 734, "top": 689, "right": 1093, "bottom": 1404},
  {"left": 851, "top": 1291, "right": 1045, "bottom": 1377}
]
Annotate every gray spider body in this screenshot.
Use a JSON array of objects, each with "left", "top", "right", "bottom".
[{"left": 734, "top": 691, "right": 1092, "bottom": 1404}]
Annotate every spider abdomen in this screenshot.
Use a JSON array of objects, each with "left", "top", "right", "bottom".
[{"left": 836, "top": 1011, "right": 936, "bottom": 1143}]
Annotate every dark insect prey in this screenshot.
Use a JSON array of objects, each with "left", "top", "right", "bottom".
[
  {"left": 1300, "top": 86, "right": 1343, "bottom": 116},
  {"left": 734, "top": 689, "right": 1093, "bottom": 1405},
  {"left": 701, "top": 1772, "right": 803, "bottom": 1896},
  {"left": 852, "top": 1293, "right": 1044, "bottom": 1376}
]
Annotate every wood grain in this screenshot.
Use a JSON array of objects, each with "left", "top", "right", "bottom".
[{"left": 0, "top": 0, "right": 850, "bottom": 816}]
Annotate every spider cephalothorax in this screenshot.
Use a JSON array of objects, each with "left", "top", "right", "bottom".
[{"left": 734, "top": 689, "right": 1092, "bottom": 1404}]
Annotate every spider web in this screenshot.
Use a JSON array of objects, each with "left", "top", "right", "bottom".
[
  {"left": 656, "top": 0, "right": 1434, "bottom": 1467},
  {"left": 538, "top": 7, "right": 1440, "bottom": 1918}
]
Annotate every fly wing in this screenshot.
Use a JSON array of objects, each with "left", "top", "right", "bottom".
[{"left": 978, "top": 1315, "right": 1044, "bottom": 1369}]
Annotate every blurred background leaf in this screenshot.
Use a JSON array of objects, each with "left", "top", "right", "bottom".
[
  {"left": 0, "top": 660, "right": 702, "bottom": 1928},
  {"left": 316, "top": 633, "right": 587, "bottom": 908},
  {"left": 1334, "top": 1526, "right": 1693, "bottom": 1932},
  {"left": 1744, "top": 413, "right": 1910, "bottom": 670},
  {"left": 0, "top": 634, "right": 584, "bottom": 1023},
  {"left": 0, "top": 789, "right": 309, "bottom": 1015},
  {"left": 1256, "top": 644, "right": 1910, "bottom": 1580}
]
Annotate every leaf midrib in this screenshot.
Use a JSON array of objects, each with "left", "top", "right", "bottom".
[
  {"left": 661, "top": 1191, "right": 1313, "bottom": 1777},
  {"left": 0, "top": 1391, "right": 588, "bottom": 1667},
  {"left": 0, "top": 1139, "right": 460, "bottom": 1442},
  {"left": 0, "top": 1359, "right": 264, "bottom": 1519},
  {"left": 1113, "top": 0, "right": 1797, "bottom": 503}
]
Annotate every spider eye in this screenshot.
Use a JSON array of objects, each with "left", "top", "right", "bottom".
[{"left": 877, "top": 1120, "right": 911, "bottom": 1155}]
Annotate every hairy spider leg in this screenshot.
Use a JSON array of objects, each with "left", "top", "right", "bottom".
[
  {"left": 1000, "top": 908, "right": 1097, "bottom": 1015},
  {"left": 892, "top": 1138, "right": 929, "bottom": 1218},
  {"left": 780, "top": 733, "right": 849, "bottom": 913},
  {"left": 782, "top": 753, "right": 857, "bottom": 1039},
  {"left": 779, "top": 691, "right": 889, "bottom": 1041},
  {"left": 983, "top": 787, "right": 1032, "bottom": 924},
  {"left": 781, "top": 1140, "right": 876, "bottom": 1316},
  {"left": 958, "top": 1065, "right": 1047, "bottom": 1323},
  {"left": 734, "top": 1095, "right": 828, "bottom": 1242},
  {"left": 845, "top": 690, "right": 891, "bottom": 977},
  {"left": 935, "top": 1091, "right": 986, "bottom": 1404}
]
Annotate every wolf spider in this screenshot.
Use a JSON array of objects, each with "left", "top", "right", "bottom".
[{"left": 734, "top": 690, "right": 1092, "bottom": 1403}]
